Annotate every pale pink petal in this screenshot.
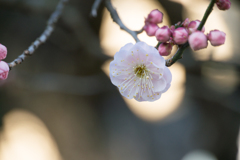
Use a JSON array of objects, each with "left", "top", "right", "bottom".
[
  {"left": 141, "top": 87, "right": 161, "bottom": 102},
  {"left": 161, "top": 83, "right": 171, "bottom": 93},
  {"left": 120, "top": 78, "right": 139, "bottom": 99},
  {"left": 110, "top": 73, "right": 124, "bottom": 86},
  {"left": 119, "top": 43, "right": 134, "bottom": 52},
  {"left": 147, "top": 52, "right": 165, "bottom": 69},
  {"left": 152, "top": 78, "right": 167, "bottom": 92},
  {"left": 163, "top": 67, "right": 172, "bottom": 83}
]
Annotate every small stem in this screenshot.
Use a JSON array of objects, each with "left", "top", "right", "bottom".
[
  {"left": 166, "top": 0, "right": 216, "bottom": 67},
  {"left": 104, "top": 0, "right": 141, "bottom": 42},
  {"left": 166, "top": 42, "right": 189, "bottom": 67},
  {"left": 8, "top": 0, "right": 69, "bottom": 69},
  {"left": 91, "top": 0, "right": 103, "bottom": 17},
  {"left": 155, "top": 42, "right": 161, "bottom": 49},
  {"left": 197, "top": 0, "right": 216, "bottom": 30}
]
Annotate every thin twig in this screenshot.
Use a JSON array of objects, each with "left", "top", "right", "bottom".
[
  {"left": 165, "top": 0, "right": 216, "bottom": 67},
  {"left": 104, "top": 0, "right": 141, "bottom": 42},
  {"left": 8, "top": 0, "right": 69, "bottom": 70},
  {"left": 91, "top": 0, "right": 103, "bottom": 17}
]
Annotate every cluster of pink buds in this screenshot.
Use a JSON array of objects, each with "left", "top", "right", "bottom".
[
  {"left": 143, "top": 9, "right": 163, "bottom": 36},
  {"left": 0, "top": 44, "right": 9, "bottom": 80},
  {"left": 144, "top": 10, "right": 227, "bottom": 56}
]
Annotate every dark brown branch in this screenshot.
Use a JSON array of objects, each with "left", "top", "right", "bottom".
[
  {"left": 8, "top": 0, "right": 69, "bottom": 70},
  {"left": 104, "top": 0, "right": 141, "bottom": 42}
]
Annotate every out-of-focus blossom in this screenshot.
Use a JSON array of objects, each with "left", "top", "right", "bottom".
[
  {"left": 0, "top": 61, "right": 9, "bottom": 80},
  {"left": 172, "top": 27, "right": 189, "bottom": 44},
  {"left": 170, "top": 25, "right": 175, "bottom": 33},
  {"left": 0, "top": 44, "right": 7, "bottom": 60},
  {"left": 144, "top": 23, "right": 159, "bottom": 36},
  {"left": 109, "top": 42, "right": 172, "bottom": 102},
  {"left": 182, "top": 18, "right": 190, "bottom": 27},
  {"left": 155, "top": 26, "right": 172, "bottom": 42},
  {"left": 188, "top": 31, "right": 208, "bottom": 51},
  {"left": 158, "top": 42, "right": 173, "bottom": 56},
  {"left": 146, "top": 9, "right": 163, "bottom": 24},
  {"left": 216, "top": 0, "right": 231, "bottom": 10},
  {"left": 207, "top": 30, "right": 226, "bottom": 46},
  {"left": 188, "top": 20, "right": 205, "bottom": 34}
]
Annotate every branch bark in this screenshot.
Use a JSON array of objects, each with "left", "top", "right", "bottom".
[
  {"left": 104, "top": 0, "right": 142, "bottom": 42},
  {"left": 91, "top": 0, "right": 103, "bottom": 17},
  {"left": 8, "top": 0, "right": 69, "bottom": 70}
]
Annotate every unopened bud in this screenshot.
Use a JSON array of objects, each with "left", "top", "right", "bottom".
[
  {"left": 0, "top": 61, "right": 9, "bottom": 80},
  {"left": 188, "top": 31, "right": 208, "bottom": 51},
  {"left": 172, "top": 27, "right": 189, "bottom": 45},
  {"left": 144, "top": 23, "right": 159, "bottom": 36},
  {"left": 207, "top": 30, "right": 226, "bottom": 46},
  {"left": 158, "top": 42, "right": 173, "bottom": 56},
  {"left": 188, "top": 20, "right": 205, "bottom": 34},
  {"left": 0, "top": 44, "right": 7, "bottom": 60},
  {"left": 182, "top": 18, "right": 190, "bottom": 27},
  {"left": 146, "top": 9, "right": 163, "bottom": 24},
  {"left": 155, "top": 26, "right": 172, "bottom": 42},
  {"left": 216, "top": 0, "right": 231, "bottom": 10}
]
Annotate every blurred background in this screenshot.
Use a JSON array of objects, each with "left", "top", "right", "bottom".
[{"left": 0, "top": 0, "right": 240, "bottom": 160}]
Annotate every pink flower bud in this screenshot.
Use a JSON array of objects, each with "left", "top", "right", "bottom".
[
  {"left": 0, "top": 61, "right": 9, "bottom": 80},
  {"left": 188, "top": 31, "right": 208, "bottom": 51},
  {"left": 158, "top": 42, "right": 173, "bottom": 56},
  {"left": 172, "top": 27, "right": 189, "bottom": 45},
  {"left": 182, "top": 18, "right": 190, "bottom": 27},
  {"left": 207, "top": 30, "right": 226, "bottom": 46},
  {"left": 188, "top": 20, "right": 205, "bottom": 34},
  {"left": 146, "top": 9, "right": 163, "bottom": 24},
  {"left": 170, "top": 25, "right": 175, "bottom": 33},
  {"left": 155, "top": 26, "right": 172, "bottom": 42},
  {"left": 216, "top": 0, "right": 231, "bottom": 10},
  {"left": 144, "top": 23, "right": 159, "bottom": 36},
  {"left": 0, "top": 44, "right": 7, "bottom": 60}
]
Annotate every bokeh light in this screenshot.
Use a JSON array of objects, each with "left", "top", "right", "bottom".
[{"left": 0, "top": 109, "right": 62, "bottom": 160}]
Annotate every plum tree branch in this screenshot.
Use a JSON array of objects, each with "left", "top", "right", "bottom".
[
  {"left": 91, "top": 0, "right": 103, "bottom": 17},
  {"left": 8, "top": 0, "right": 69, "bottom": 70},
  {"left": 165, "top": 0, "right": 216, "bottom": 67},
  {"left": 103, "top": 0, "right": 143, "bottom": 42}
]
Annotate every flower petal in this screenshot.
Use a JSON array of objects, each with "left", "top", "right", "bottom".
[
  {"left": 120, "top": 43, "right": 134, "bottom": 52},
  {"left": 161, "top": 83, "right": 171, "bottom": 93},
  {"left": 163, "top": 67, "right": 172, "bottom": 83},
  {"left": 120, "top": 77, "right": 139, "bottom": 99},
  {"left": 141, "top": 87, "right": 161, "bottom": 102},
  {"left": 152, "top": 78, "right": 167, "bottom": 92}
]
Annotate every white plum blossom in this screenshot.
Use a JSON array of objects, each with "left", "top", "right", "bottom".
[{"left": 109, "top": 42, "right": 172, "bottom": 102}]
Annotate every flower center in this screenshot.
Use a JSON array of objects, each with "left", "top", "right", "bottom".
[{"left": 134, "top": 64, "right": 148, "bottom": 78}]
